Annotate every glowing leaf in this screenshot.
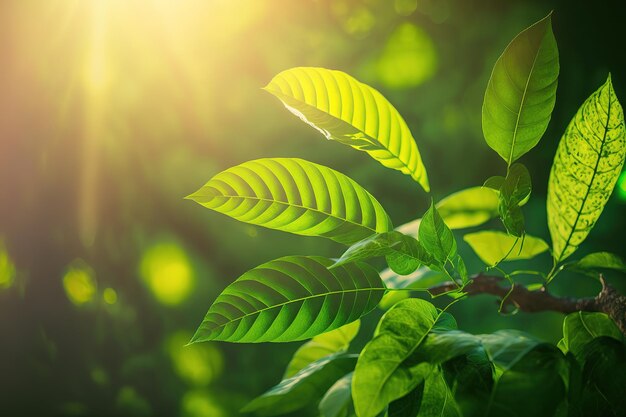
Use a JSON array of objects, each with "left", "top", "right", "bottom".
[
  {"left": 191, "top": 256, "right": 384, "bottom": 343},
  {"left": 547, "top": 75, "right": 626, "bottom": 262},
  {"left": 482, "top": 13, "right": 559, "bottom": 165},
  {"left": 265, "top": 67, "right": 430, "bottom": 191},
  {"left": 436, "top": 187, "right": 499, "bottom": 229},
  {"left": 188, "top": 158, "right": 393, "bottom": 245},
  {"left": 464, "top": 231, "right": 548, "bottom": 266}
]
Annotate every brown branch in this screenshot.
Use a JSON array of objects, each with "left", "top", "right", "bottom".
[{"left": 429, "top": 274, "right": 626, "bottom": 335}]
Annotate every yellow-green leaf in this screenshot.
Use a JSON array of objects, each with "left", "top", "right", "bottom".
[
  {"left": 187, "top": 158, "right": 393, "bottom": 245},
  {"left": 463, "top": 230, "right": 549, "bottom": 266},
  {"left": 547, "top": 75, "right": 626, "bottom": 262},
  {"left": 482, "top": 13, "right": 559, "bottom": 165},
  {"left": 436, "top": 187, "right": 499, "bottom": 229},
  {"left": 264, "top": 67, "right": 430, "bottom": 191}
]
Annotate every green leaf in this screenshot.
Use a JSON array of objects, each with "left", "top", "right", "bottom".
[
  {"left": 352, "top": 299, "right": 455, "bottom": 417},
  {"left": 414, "top": 370, "right": 461, "bottom": 417},
  {"left": 191, "top": 256, "right": 385, "bottom": 343},
  {"left": 378, "top": 267, "right": 450, "bottom": 310},
  {"left": 187, "top": 158, "right": 393, "bottom": 245},
  {"left": 464, "top": 230, "right": 549, "bottom": 266},
  {"left": 333, "top": 231, "right": 432, "bottom": 275},
  {"left": 561, "top": 312, "right": 623, "bottom": 358},
  {"left": 435, "top": 187, "right": 500, "bottom": 229},
  {"left": 319, "top": 372, "right": 354, "bottom": 417},
  {"left": 500, "top": 163, "right": 532, "bottom": 206},
  {"left": 419, "top": 202, "right": 457, "bottom": 264},
  {"left": 285, "top": 321, "right": 361, "bottom": 378},
  {"left": 265, "top": 67, "right": 430, "bottom": 191},
  {"left": 388, "top": 382, "right": 424, "bottom": 417},
  {"left": 482, "top": 13, "right": 559, "bottom": 165},
  {"left": 547, "top": 75, "right": 626, "bottom": 262},
  {"left": 242, "top": 353, "right": 358, "bottom": 416},
  {"left": 565, "top": 251, "right": 626, "bottom": 277},
  {"left": 442, "top": 348, "right": 494, "bottom": 416}
]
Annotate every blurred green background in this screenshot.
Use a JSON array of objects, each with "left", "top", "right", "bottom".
[{"left": 1, "top": 0, "right": 625, "bottom": 415}]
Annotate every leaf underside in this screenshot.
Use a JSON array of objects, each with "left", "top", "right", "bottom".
[
  {"left": 547, "top": 76, "right": 626, "bottom": 262},
  {"left": 191, "top": 256, "right": 385, "bottom": 343},
  {"left": 265, "top": 67, "right": 430, "bottom": 191},
  {"left": 188, "top": 158, "right": 393, "bottom": 245}
]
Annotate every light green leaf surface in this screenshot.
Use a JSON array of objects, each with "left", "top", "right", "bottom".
[
  {"left": 191, "top": 256, "right": 384, "bottom": 343},
  {"left": 285, "top": 321, "right": 361, "bottom": 378},
  {"left": 547, "top": 75, "right": 626, "bottom": 262},
  {"left": 419, "top": 202, "right": 457, "bottom": 264},
  {"left": 435, "top": 187, "right": 499, "bottom": 229},
  {"left": 565, "top": 251, "right": 626, "bottom": 277},
  {"left": 265, "top": 67, "right": 430, "bottom": 191},
  {"left": 352, "top": 299, "right": 455, "bottom": 417},
  {"left": 242, "top": 353, "right": 358, "bottom": 416},
  {"left": 561, "top": 312, "right": 623, "bottom": 358},
  {"left": 482, "top": 13, "right": 559, "bottom": 165},
  {"left": 319, "top": 372, "right": 355, "bottom": 417},
  {"left": 464, "top": 230, "right": 549, "bottom": 266},
  {"left": 187, "top": 158, "right": 392, "bottom": 245}
]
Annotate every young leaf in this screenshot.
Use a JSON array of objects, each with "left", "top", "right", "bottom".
[
  {"left": 190, "top": 256, "right": 385, "bottom": 343},
  {"left": 482, "top": 13, "right": 559, "bottom": 165},
  {"left": 560, "top": 312, "right": 623, "bottom": 358},
  {"left": 242, "top": 353, "right": 358, "bottom": 416},
  {"left": 285, "top": 320, "right": 361, "bottom": 378},
  {"left": 319, "top": 372, "right": 354, "bottom": 417},
  {"left": 419, "top": 201, "right": 457, "bottom": 264},
  {"left": 464, "top": 230, "right": 549, "bottom": 266},
  {"left": 187, "top": 158, "right": 393, "bottom": 245},
  {"left": 547, "top": 75, "right": 626, "bottom": 262},
  {"left": 491, "top": 163, "right": 532, "bottom": 237},
  {"left": 264, "top": 67, "right": 430, "bottom": 191},
  {"left": 435, "top": 187, "right": 499, "bottom": 229},
  {"left": 352, "top": 299, "right": 455, "bottom": 417},
  {"left": 332, "top": 231, "right": 432, "bottom": 275},
  {"left": 564, "top": 251, "right": 626, "bottom": 277}
]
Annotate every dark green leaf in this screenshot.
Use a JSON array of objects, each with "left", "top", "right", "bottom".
[
  {"left": 560, "top": 312, "right": 623, "bottom": 359},
  {"left": 319, "top": 372, "right": 354, "bottom": 417},
  {"left": 191, "top": 256, "right": 384, "bottom": 343}
]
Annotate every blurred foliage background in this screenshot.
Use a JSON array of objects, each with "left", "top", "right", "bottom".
[{"left": 1, "top": 0, "right": 625, "bottom": 416}]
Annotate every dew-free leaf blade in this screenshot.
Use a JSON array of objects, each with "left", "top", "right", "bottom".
[
  {"left": 191, "top": 256, "right": 385, "bottom": 343},
  {"left": 561, "top": 312, "right": 623, "bottom": 359},
  {"left": 464, "top": 230, "right": 549, "bottom": 266},
  {"left": 187, "top": 158, "right": 393, "bottom": 245},
  {"left": 265, "top": 67, "right": 430, "bottom": 191},
  {"left": 482, "top": 13, "right": 559, "bottom": 165},
  {"left": 242, "top": 353, "right": 358, "bottom": 416},
  {"left": 419, "top": 201, "right": 457, "bottom": 264},
  {"left": 564, "top": 251, "right": 626, "bottom": 277},
  {"left": 547, "top": 75, "right": 626, "bottom": 262},
  {"left": 285, "top": 320, "right": 361, "bottom": 378},
  {"left": 435, "top": 187, "right": 499, "bottom": 229}
]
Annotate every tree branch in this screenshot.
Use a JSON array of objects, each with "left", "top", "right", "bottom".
[{"left": 429, "top": 274, "right": 626, "bottom": 335}]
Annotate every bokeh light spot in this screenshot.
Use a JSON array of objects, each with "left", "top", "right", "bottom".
[
  {"left": 617, "top": 170, "right": 626, "bottom": 202},
  {"left": 139, "top": 241, "right": 194, "bottom": 306},
  {"left": 181, "top": 390, "right": 225, "bottom": 417},
  {"left": 376, "top": 23, "right": 438, "bottom": 89},
  {"left": 0, "top": 242, "right": 16, "bottom": 290},
  {"left": 167, "top": 331, "right": 224, "bottom": 386},
  {"left": 394, "top": 0, "right": 418, "bottom": 16},
  {"left": 63, "top": 261, "right": 97, "bottom": 306},
  {"left": 103, "top": 287, "right": 118, "bottom": 304}
]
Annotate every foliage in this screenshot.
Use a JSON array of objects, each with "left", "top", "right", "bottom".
[{"left": 186, "top": 12, "right": 626, "bottom": 417}]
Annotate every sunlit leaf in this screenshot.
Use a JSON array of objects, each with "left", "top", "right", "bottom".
[
  {"left": 547, "top": 75, "right": 626, "bottom": 262},
  {"left": 264, "top": 67, "right": 430, "bottom": 191},
  {"left": 242, "top": 353, "right": 358, "bottom": 416},
  {"left": 435, "top": 187, "right": 499, "bottom": 229},
  {"left": 191, "top": 256, "right": 384, "bottom": 343},
  {"left": 565, "top": 251, "right": 626, "bottom": 277},
  {"left": 419, "top": 202, "right": 456, "bottom": 264},
  {"left": 378, "top": 267, "right": 449, "bottom": 310},
  {"left": 285, "top": 320, "right": 361, "bottom": 378},
  {"left": 352, "top": 299, "right": 455, "bottom": 417},
  {"left": 482, "top": 13, "right": 559, "bottom": 165},
  {"left": 187, "top": 158, "right": 393, "bottom": 245},
  {"left": 560, "top": 312, "right": 622, "bottom": 358},
  {"left": 488, "top": 164, "right": 532, "bottom": 237},
  {"left": 464, "top": 230, "right": 549, "bottom": 266},
  {"left": 333, "top": 231, "right": 432, "bottom": 275}
]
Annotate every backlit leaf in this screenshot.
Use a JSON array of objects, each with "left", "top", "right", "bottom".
[
  {"left": 482, "top": 13, "right": 559, "bottom": 165},
  {"left": 464, "top": 230, "right": 549, "bottom": 266},
  {"left": 187, "top": 158, "right": 393, "bottom": 245},
  {"left": 419, "top": 202, "right": 456, "bottom": 264},
  {"left": 265, "top": 67, "right": 430, "bottom": 191},
  {"left": 560, "top": 312, "right": 622, "bottom": 359},
  {"left": 547, "top": 75, "right": 626, "bottom": 262},
  {"left": 565, "top": 251, "right": 626, "bottom": 277},
  {"left": 285, "top": 321, "right": 361, "bottom": 378},
  {"left": 435, "top": 187, "right": 499, "bottom": 229},
  {"left": 191, "top": 256, "right": 385, "bottom": 343}
]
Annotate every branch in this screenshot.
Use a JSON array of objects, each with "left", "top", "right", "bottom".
[{"left": 429, "top": 274, "right": 626, "bottom": 335}]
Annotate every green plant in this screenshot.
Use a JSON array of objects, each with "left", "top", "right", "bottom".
[{"left": 186, "top": 13, "right": 626, "bottom": 417}]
